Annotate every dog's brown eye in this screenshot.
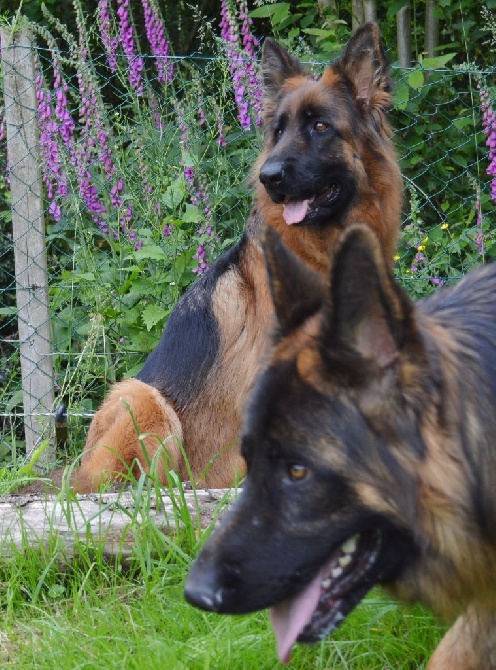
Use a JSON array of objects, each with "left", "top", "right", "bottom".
[
  {"left": 313, "top": 121, "right": 328, "bottom": 132},
  {"left": 288, "top": 464, "right": 309, "bottom": 481}
]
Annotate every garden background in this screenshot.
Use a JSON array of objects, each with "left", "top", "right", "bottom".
[{"left": 1, "top": 0, "right": 495, "bottom": 471}]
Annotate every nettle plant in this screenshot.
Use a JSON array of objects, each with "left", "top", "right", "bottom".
[
  {"left": 391, "top": 61, "right": 495, "bottom": 298},
  {"left": 30, "top": 0, "right": 262, "bottom": 408},
  {"left": 391, "top": 8, "right": 496, "bottom": 297}
]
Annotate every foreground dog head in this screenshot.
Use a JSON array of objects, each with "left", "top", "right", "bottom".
[
  {"left": 256, "top": 23, "right": 401, "bottom": 269},
  {"left": 186, "top": 224, "right": 496, "bottom": 664}
]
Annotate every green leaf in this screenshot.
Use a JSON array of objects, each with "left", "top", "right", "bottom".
[
  {"left": 393, "top": 80, "right": 410, "bottom": 110},
  {"left": 408, "top": 69, "right": 424, "bottom": 90},
  {"left": 453, "top": 116, "right": 473, "bottom": 131},
  {"left": 163, "top": 181, "right": 185, "bottom": 210},
  {"left": 142, "top": 305, "right": 168, "bottom": 331},
  {"left": 272, "top": 2, "right": 290, "bottom": 24},
  {"left": 75, "top": 272, "right": 96, "bottom": 281},
  {"left": 17, "top": 440, "right": 51, "bottom": 476},
  {"left": 303, "top": 28, "right": 334, "bottom": 37},
  {"left": 134, "top": 245, "right": 166, "bottom": 262},
  {"left": 386, "top": 0, "right": 409, "bottom": 18},
  {"left": 422, "top": 53, "right": 456, "bottom": 69},
  {"left": 0, "top": 306, "right": 17, "bottom": 316},
  {"left": 249, "top": 3, "right": 289, "bottom": 19},
  {"left": 302, "top": 28, "right": 335, "bottom": 43},
  {"left": 182, "top": 203, "right": 202, "bottom": 224},
  {"left": 6, "top": 389, "right": 23, "bottom": 412}
]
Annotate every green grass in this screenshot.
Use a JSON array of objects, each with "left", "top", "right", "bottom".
[
  {"left": 1, "top": 579, "right": 444, "bottom": 669},
  {"left": 0, "top": 469, "right": 445, "bottom": 670}
]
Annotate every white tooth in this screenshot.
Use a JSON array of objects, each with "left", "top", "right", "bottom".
[
  {"left": 321, "top": 578, "right": 331, "bottom": 589},
  {"left": 339, "top": 554, "right": 352, "bottom": 568},
  {"left": 341, "top": 535, "right": 358, "bottom": 555},
  {"left": 331, "top": 566, "right": 343, "bottom": 579}
]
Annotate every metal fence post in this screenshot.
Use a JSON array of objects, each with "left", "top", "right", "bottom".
[{"left": 1, "top": 26, "right": 55, "bottom": 468}]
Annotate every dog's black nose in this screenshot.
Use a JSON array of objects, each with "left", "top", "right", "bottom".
[
  {"left": 184, "top": 581, "right": 219, "bottom": 612},
  {"left": 259, "top": 159, "right": 284, "bottom": 188},
  {"left": 184, "top": 557, "right": 226, "bottom": 613}
]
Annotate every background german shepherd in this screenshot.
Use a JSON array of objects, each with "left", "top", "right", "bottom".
[
  {"left": 75, "top": 23, "right": 402, "bottom": 492},
  {"left": 185, "top": 225, "right": 496, "bottom": 669}
]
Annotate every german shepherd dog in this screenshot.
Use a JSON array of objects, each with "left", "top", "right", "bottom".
[
  {"left": 75, "top": 23, "right": 402, "bottom": 493},
  {"left": 185, "top": 225, "right": 496, "bottom": 669}
]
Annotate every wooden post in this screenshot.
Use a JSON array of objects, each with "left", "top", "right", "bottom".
[
  {"left": 363, "top": 0, "right": 377, "bottom": 23},
  {"left": 396, "top": 4, "right": 412, "bottom": 68},
  {"left": 1, "top": 27, "right": 55, "bottom": 468},
  {"left": 425, "top": 0, "right": 439, "bottom": 58},
  {"left": 352, "top": 0, "right": 365, "bottom": 31}
]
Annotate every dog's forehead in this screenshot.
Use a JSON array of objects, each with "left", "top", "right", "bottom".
[
  {"left": 242, "top": 366, "right": 359, "bottom": 475},
  {"left": 275, "top": 74, "right": 352, "bottom": 124}
]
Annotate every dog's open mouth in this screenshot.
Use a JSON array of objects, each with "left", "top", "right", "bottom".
[
  {"left": 270, "top": 530, "right": 382, "bottom": 664},
  {"left": 282, "top": 185, "right": 341, "bottom": 225}
]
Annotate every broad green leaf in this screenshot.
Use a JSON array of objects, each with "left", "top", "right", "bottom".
[
  {"left": 134, "top": 245, "right": 166, "bottom": 261},
  {"left": 303, "top": 28, "right": 334, "bottom": 37},
  {"left": 163, "top": 181, "right": 185, "bottom": 210},
  {"left": 75, "top": 272, "right": 96, "bottom": 281},
  {"left": 453, "top": 116, "right": 474, "bottom": 131},
  {"left": 142, "top": 304, "right": 168, "bottom": 331},
  {"left": 302, "top": 28, "right": 335, "bottom": 43},
  {"left": 173, "top": 248, "right": 196, "bottom": 277},
  {"left": 386, "top": 0, "right": 409, "bottom": 18},
  {"left": 408, "top": 69, "right": 424, "bottom": 90},
  {"left": 393, "top": 80, "right": 410, "bottom": 110},
  {"left": 182, "top": 203, "right": 202, "bottom": 224},
  {"left": 6, "top": 389, "right": 23, "bottom": 411},
  {"left": 249, "top": 3, "right": 289, "bottom": 19},
  {"left": 272, "top": 2, "right": 290, "bottom": 24},
  {"left": 422, "top": 53, "right": 456, "bottom": 69}
]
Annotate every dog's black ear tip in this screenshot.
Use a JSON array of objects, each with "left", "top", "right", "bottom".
[
  {"left": 262, "top": 35, "right": 276, "bottom": 47},
  {"left": 261, "top": 35, "right": 280, "bottom": 56},
  {"left": 342, "top": 222, "right": 379, "bottom": 247}
]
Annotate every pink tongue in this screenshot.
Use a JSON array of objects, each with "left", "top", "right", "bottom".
[
  {"left": 269, "top": 569, "right": 323, "bottom": 664},
  {"left": 282, "top": 200, "right": 310, "bottom": 225}
]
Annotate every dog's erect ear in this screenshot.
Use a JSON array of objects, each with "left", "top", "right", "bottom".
[
  {"left": 261, "top": 37, "right": 307, "bottom": 115},
  {"left": 264, "top": 227, "right": 324, "bottom": 337},
  {"left": 322, "top": 224, "right": 410, "bottom": 374},
  {"left": 335, "top": 22, "right": 392, "bottom": 109}
]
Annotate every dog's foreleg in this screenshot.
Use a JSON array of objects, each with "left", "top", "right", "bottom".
[{"left": 73, "top": 379, "right": 183, "bottom": 492}]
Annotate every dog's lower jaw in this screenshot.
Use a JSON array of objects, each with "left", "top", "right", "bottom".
[{"left": 269, "top": 530, "right": 383, "bottom": 664}]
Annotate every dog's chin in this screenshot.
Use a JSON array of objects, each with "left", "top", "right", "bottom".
[
  {"left": 270, "top": 530, "right": 387, "bottom": 664},
  {"left": 301, "top": 185, "right": 344, "bottom": 225}
]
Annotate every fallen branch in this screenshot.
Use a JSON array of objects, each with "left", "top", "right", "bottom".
[{"left": 0, "top": 488, "right": 238, "bottom": 560}]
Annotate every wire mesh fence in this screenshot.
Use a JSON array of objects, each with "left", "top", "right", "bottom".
[{"left": 0, "top": 26, "right": 494, "bottom": 468}]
